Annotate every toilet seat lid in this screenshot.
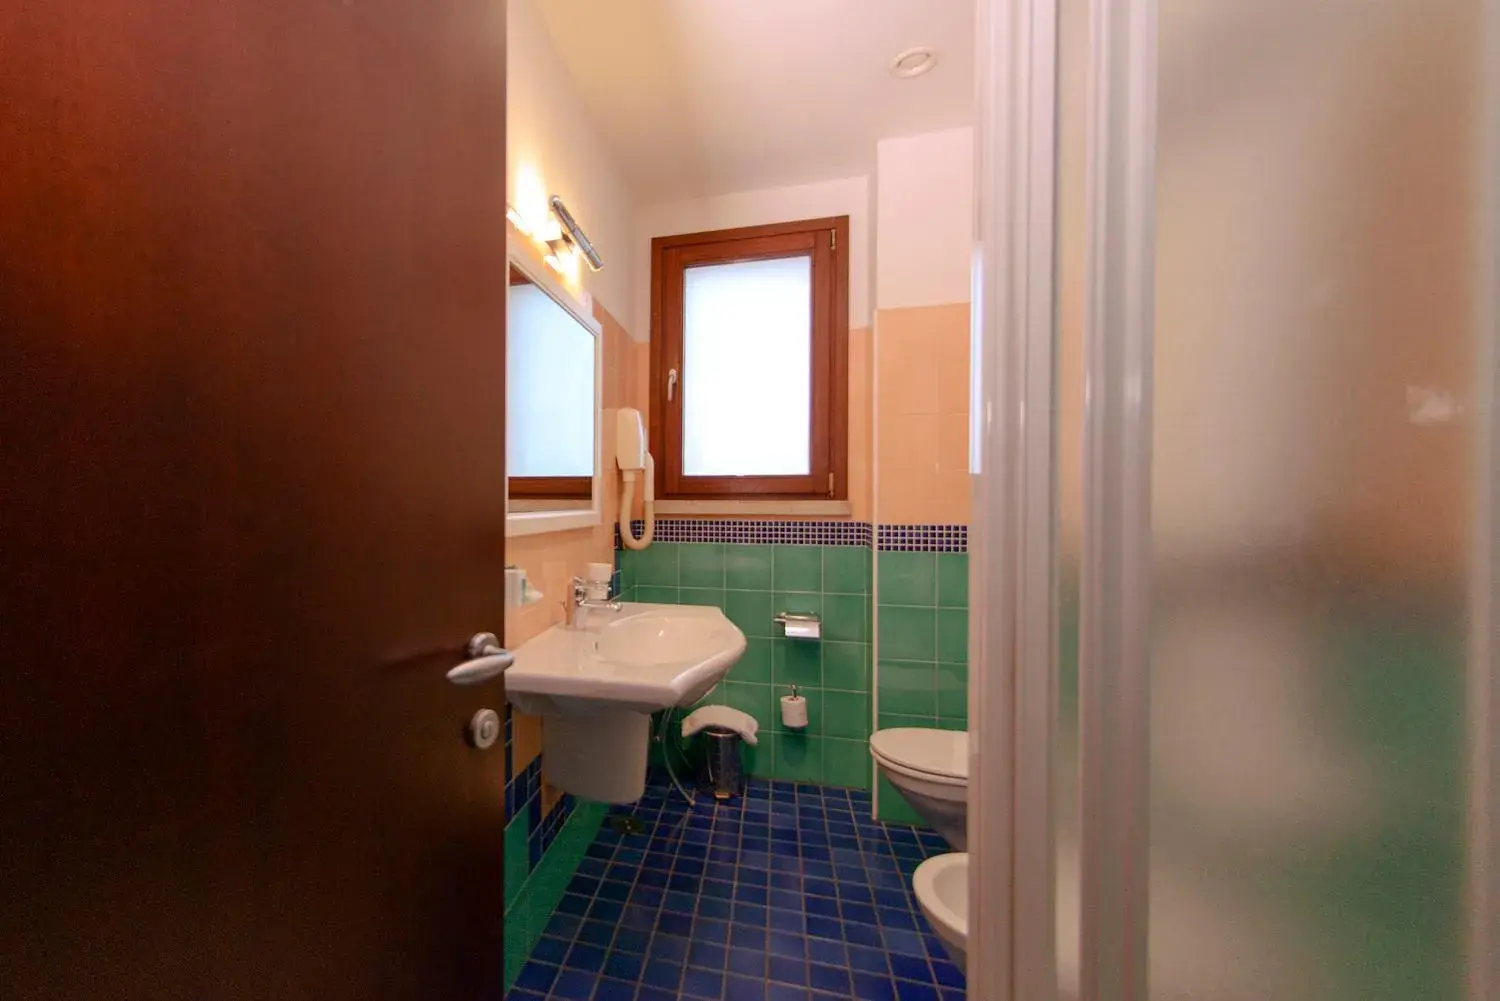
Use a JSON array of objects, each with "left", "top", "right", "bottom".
[{"left": 870, "top": 728, "right": 968, "bottom": 781}]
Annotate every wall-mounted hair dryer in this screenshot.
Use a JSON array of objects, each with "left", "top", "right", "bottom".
[{"left": 616, "top": 408, "right": 654, "bottom": 549}]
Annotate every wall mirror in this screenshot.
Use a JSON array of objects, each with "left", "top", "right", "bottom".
[{"left": 506, "top": 235, "right": 603, "bottom": 536}]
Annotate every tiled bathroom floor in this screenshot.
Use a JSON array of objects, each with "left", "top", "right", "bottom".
[{"left": 507, "top": 773, "right": 965, "bottom": 1001}]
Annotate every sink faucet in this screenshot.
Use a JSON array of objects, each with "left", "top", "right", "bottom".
[{"left": 568, "top": 576, "right": 622, "bottom": 628}]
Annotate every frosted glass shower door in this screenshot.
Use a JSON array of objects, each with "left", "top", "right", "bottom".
[{"left": 1072, "top": 1, "right": 1498, "bottom": 1000}]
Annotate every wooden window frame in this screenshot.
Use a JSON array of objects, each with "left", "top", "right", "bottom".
[
  {"left": 507, "top": 475, "right": 590, "bottom": 499},
  {"left": 650, "top": 216, "right": 849, "bottom": 500}
]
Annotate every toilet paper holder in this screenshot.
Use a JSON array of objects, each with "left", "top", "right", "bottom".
[{"left": 774, "top": 611, "right": 821, "bottom": 640}]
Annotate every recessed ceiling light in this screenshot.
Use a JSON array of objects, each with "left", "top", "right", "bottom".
[{"left": 890, "top": 47, "right": 937, "bottom": 79}]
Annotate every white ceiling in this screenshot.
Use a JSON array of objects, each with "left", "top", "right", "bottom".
[{"left": 534, "top": 0, "right": 975, "bottom": 201}]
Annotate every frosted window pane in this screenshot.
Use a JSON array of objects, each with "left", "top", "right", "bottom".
[
  {"left": 682, "top": 256, "right": 811, "bottom": 477},
  {"left": 507, "top": 283, "right": 595, "bottom": 478}
]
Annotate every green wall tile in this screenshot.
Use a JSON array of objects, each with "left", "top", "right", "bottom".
[
  {"left": 935, "top": 716, "right": 967, "bottom": 731},
  {"left": 879, "top": 710, "right": 936, "bottom": 729},
  {"left": 635, "top": 584, "right": 679, "bottom": 604},
  {"left": 631, "top": 543, "right": 679, "bottom": 586},
  {"left": 937, "top": 553, "right": 969, "bottom": 608},
  {"left": 746, "top": 730, "right": 775, "bottom": 778},
  {"left": 504, "top": 816, "right": 529, "bottom": 911},
  {"left": 773, "top": 638, "right": 821, "bottom": 689},
  {"left": 679, "top": 587, "right": 726, "bottom": 608},
  {"left": 775, "top": 732, "right": 822, "bottom": 782},
  {"left": 822, "top": 689, "right": 870, "bottom": 739},
  {"left": 614, "top": 541, "right": 882, "bottom": 796},
  {"left": 936, "top": 661, "right": 968, "bottom": 713},
  {"left": 732, "top": 637, "right": 774, "bottom": 684},
  {"left": 823, "top": 547, "right": 871, "bottom": 594},
  {"left": 822, "top": 737, "right": 872, "bottom": 789},
  {"left": 773, "top": 591, "right": 822, "bottom": 620},
  {"left": 725, "top": 589, "right": 775, "bottom": 638},
  {"left": 724, "top": 545, "right": 774, "bottom": 589},
  {"left": 879, "top": 659, "right": 937, "bottom": 715},
  {"left": 937, "top": 608, "right": 969, "bottom": 663},
  {"left": 723, "top": 680, "right": 774, "bottom": 727},
  {"left": 878, "top": 551, "right": 937, "bottom": 606},
  {"left": 822, "top": 642, "right": 870, "bottom": 692},
  {"left": 677, "top": 543, "right": 726, "bottom": 588},
  {"left": 503, "top": 800, "right": 606, "bottom": 992},
  {"left": 822, "top": 593, "right": 867, "bottom": 643},
  {"left": 772, "top": 545, "right": 823, "bottom": 592},
  {"left": 876, "top": 774, "right": 927, "bottom": 826},
  {"left": 878, "top": 605, "right": 937, "bottom": 661}
]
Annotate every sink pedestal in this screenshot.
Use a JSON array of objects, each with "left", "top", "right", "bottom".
[
  {"left": 503, "top": 602, "right": 746, "bottom": 804},
  {"left": 543, "top": 710, "right": 650, "bottom": 803}
]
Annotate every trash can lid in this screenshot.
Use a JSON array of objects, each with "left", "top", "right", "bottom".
[{"left": 681, "top": 704, "right": 759, "bottom": 746}]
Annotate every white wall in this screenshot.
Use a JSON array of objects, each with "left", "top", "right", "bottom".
[
  {"left": 874, "top": 127, "right": 974, "bottom": 309},
  {"left": 633, "top": 175, "right": 873, "bottom": 340},
  {"left": 508, "top": 0, "right": 635, "bottom": 326}
]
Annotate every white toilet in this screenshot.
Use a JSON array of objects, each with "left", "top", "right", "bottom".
[
  {"left": 869, "top": 727, "right": 969, "bottom": 849},
  {"left": 913, "top": 852, "right": 969, "bottom": 970}
]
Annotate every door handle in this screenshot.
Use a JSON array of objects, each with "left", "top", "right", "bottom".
[{"left": 447, "top": 632, "right": 513, "bottom": 685}]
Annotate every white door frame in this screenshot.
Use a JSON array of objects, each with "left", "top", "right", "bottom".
[
  {"left": 968, "top": 1, "right": 1061, "bottom": 999},
  {"left": 1469, "top": 7, "right": 1499, "bottom": 998},
  {"left": 1074, "top": 0, "right": 1156, "bottom": 999}
]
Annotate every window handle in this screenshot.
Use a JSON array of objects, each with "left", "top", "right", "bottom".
[{"left": 667, "top": 367, "right": 678, "bottom": 402}]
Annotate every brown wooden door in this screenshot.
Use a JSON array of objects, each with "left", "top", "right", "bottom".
[{"left": 0, "top": 3, "right": 510, "bottom": 998}]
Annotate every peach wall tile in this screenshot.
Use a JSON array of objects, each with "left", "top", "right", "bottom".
[
  {"left": 595, "top": 300, "right": 627, "bottom": 411},
  {"left": 511, "top": 710, "right": 543, "bottom": 776},
  {"left": 877, "top": 412, "right": 938, "bottom": 524},
  {"left": 937, "top": 412, "right": 969, "bottom": 473},
  {"left": 877, "top": 318, "right": 938, "bottom": 416},
  {"left": 874, "top": 305, "right": 973, "bottom": 526},
  {"left": 932, "top": 305, "right": 973, "bottom": 416},
  {"left": 847, "top": 325, "right": 873, "bottom": 521}
]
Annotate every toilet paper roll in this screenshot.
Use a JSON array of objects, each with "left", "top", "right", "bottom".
[
  {"left": 780, "top": 694, "right": 809, "bottom": 730},
  {"left": 585, "top": 562, "right": 613, "bottom": 583}
]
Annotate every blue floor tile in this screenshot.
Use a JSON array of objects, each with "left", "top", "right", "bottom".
[
  {"left": 683, "top": 966, "right": 726, "bottom": 999},
  {"left": 507, "top": 771, "right": 964, "bottom": 1000},
  {"left": 601, "top": 950, "right": 643, "bottom": 981},
  {"left": 548, "top": 968, "right": 596, "bottom": 1000},
  {"left": 530, "top": 936, "right": 569, "bottom": 965},
  {"left": 592, "top": 978, "right": 634, "bottom": 1001}
]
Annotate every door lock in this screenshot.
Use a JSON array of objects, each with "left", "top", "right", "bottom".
[{"left": 469, "top": 708, "right": 501, "bottom": 750}]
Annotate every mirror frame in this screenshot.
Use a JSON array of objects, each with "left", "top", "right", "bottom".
[{"left": 505, "top": 234, "right": 604, "bottom": 537}]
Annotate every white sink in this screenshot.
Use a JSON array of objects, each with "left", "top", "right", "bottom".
[
  {"left": 504, "top": 603, "right": 747, "bottom": 803},
  {"left": 506, "top": 602, "right": 746, "bottom": 716}
]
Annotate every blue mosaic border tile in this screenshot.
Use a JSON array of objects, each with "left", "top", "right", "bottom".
[
  {"left": 505, "top": 710, "right": 575, "bottom": 872},
  {"left": 611, "top": 520, "right": 969, "bottom": 551},
  {"left": 533, "top": 792, "right": 576, "bottom": 867},
  {"left": 506, "top": 756, "right": 541, "bottom": 826},
  {"left": 876, "top": 524, "right": 968, "bottom": 553},
  {"left": 618, "top": 519, "right": 873, "bottom": 548}
]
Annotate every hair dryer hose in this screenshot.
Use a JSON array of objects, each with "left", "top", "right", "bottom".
[{"left": 619, "top": 454, "right": 655, "bottom": 550}]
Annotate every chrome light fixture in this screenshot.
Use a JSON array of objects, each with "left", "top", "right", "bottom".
[{"left": 549, "top": 195, "right": 603, "bottom": 272}]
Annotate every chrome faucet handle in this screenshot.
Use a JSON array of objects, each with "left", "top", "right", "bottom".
[{"left": 570, "top": 576, "right": 621, "bottom": 611}]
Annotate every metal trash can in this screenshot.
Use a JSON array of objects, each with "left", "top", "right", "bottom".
[{"left": 698, "top": 725, "right": 747, "bottom": 800}]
